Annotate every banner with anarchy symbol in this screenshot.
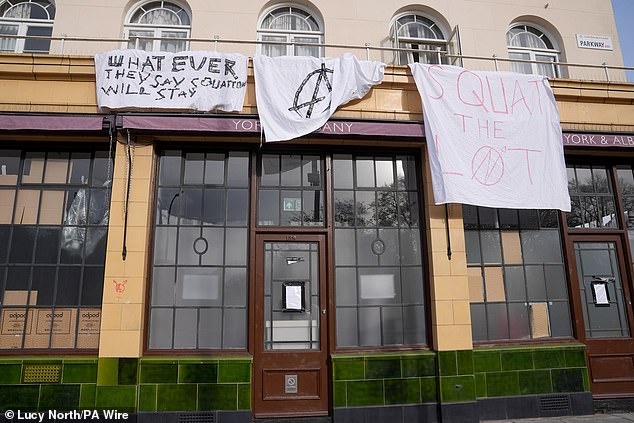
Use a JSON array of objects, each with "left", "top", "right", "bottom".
[{"left": 254, "top": 53, "right": 385, "bottom": 142}]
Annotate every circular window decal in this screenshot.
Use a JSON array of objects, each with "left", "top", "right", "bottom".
[
  {"left": 371, "top": 239, "right": 386, "bottom": 256},
  {"left": 193, "top": 237, "right": 209, "bottom": 255}
]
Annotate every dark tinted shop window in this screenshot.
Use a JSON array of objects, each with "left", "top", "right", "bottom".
[
  {"left": 333, "top": 154, "right": 426, "bottom": 347},
  {"left": 464, "top": 206, "right": 572, "bottom": 342},
  {"left": 567, "top": 164, "right": 617, "bottom": 229},
  {"left": 0, "top": 149, "right": 111, "bottom": 349},
  {"left": 258, "top": 154, "right": 324, "bottom": 227},
  {"left": 150, "top": 150, "right": 249, "bottom": 349}
]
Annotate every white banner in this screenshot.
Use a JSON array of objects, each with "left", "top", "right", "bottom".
[
  {"left": 409, "top": 64, "right": 570, "bottom": 211},
  {"left": 94, "top": 49, "right": 247, "bottom": 112},
  {"left": 254, "top": 53, "right": 385, "bottom": 142}
]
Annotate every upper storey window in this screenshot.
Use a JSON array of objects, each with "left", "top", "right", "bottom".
[
  {"left": 125, "top": 1, "right": 190, "bottom": 52},
  {"left": 507, "top": 24, "right": 560, "bottom": 78},
  {"left": 391, "top": 14, "right": 447, "bottom": 65},
  {"left": 258, "top": 5, "right": 323, "bottom": 57},
  {"left": 0, "top": 0, "right": 55, "bottom": 54}
]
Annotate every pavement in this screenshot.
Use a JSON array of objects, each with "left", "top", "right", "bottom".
[{"left": 484, "top": 412, "right": 634, "bottom": 422}]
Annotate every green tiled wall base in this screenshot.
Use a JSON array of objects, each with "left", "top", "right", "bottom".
[
  {"left": 0, "top": 357, "right": 251, "bottom": 413},
  {"left": 0, "top": 358, "right": 98, "bottom": 412},
  {"left": 332, "top": 352, "right": 438, "bottom": 407},
  {"left": 474, "top": 344, "right": 590, "bottom": 399}
]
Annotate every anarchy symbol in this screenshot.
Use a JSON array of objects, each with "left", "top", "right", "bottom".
[
  {"left": 471, "top": 146, "right": 505, "bottom": 186},
  {"left": 288, "top": 63, "right": 334, "bottom": 119}
]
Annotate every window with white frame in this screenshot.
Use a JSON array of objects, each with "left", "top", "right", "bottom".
[
  {"left": 507, "top": 24, "right": 560, "bottom": 78},
  {"left": 258, "top": 5, "right": 323, "bottom": 58},
  {"left": 0, "top": 0, "right": 55, "bottom": 54},
  {"left": 125, "top": 1, "right": 190, "bottom": 52},
  {"left": 391, "top": 13, "right": 447, "bottom": 65}
]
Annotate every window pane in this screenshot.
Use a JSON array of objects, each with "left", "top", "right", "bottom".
[
  {"left": 334, "top": 154, "right": 426, "bottom": 348},
  {"left": 23, "top": 25, "right": 52, "bottom": 54}
]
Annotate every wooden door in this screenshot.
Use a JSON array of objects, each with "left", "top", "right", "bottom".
[
  {"left": 253, "top": 234, "right": 329, "bottom": 417},
  {"left": 569, "top": 235, "right": 634, "bottom": 396}
]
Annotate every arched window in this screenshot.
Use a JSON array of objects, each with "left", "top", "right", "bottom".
[
  {"left": 125, "top": 1, "right": 190, "bottom": 52},
  {"left": 507, "top": 24, "right": 560, "bottom": 78},
  {"left": 0, "top": 0, "right": 55, "bottom": 54},
  {"left": 391, "top": 13, "right": 447, "bottom": 65},
  {"left": 258, "top": 5, "right": 323, "bottom": 57}
]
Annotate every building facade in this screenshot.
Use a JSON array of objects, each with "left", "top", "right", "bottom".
[{"left": 0, "top": 0, "right": 632, "bottom": 422}]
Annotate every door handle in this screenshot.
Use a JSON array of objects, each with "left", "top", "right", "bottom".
[{"left": 321, "top": 309, "right": 326, "bottom": 315}]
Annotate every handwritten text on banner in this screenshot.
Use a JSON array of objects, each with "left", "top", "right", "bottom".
[
  {"left": 409, "top": 64, "right": 570, "bottom": 211},
  {"left": 94, "top": 49, "right": 248, "bottom": 112}
]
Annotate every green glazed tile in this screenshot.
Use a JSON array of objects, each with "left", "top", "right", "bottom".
[
  {"left": 138, "top": 385, "right": 157, "bottom": 412},
  {"left": 179, "top": 363, "right": 218, "bottom": 383},
  {"left": 474, "top": 350, "right": 501, "bottom": 373},
  {"left": 486, "top": 371, "right": 520, "bottom": 397},
  {"left": 140, "top": 363, "right": 178, "bottom": 384},
  {"left": 565, "top": 349, "right": 587, "bottom": 368},
  {"left": 402, "top": 356, "right": 436, "bottom": 377},
  {"left": 80, "top": 384, "right": 96, "bottom": 409},
  {"left": 456, "top": 350, "right": 474, "bottom": 375},
  {"left": 95, "top": 386, "right": 137, "bottom": 412},
  {"left": 366, "top": 357, "right": 401, "bottom": 379},
  {"left": 518, "top": 370, "right": 552, "bottom": 395},
  {"left": 334, "top": 381, "right": 346, "bottom": 407},
  {"left": 551, "top": 368, "right": 584, "bottom": 393},
  {"left": 583, "top": 368, "right": 590, "bottom": 391},
  {"left": 533, "top": 349, "right": 565, "bottom": 369},
  {"left": 420, "top": 377, "right": 437, "bottom": 403},
  {"left": 0, "top": 385, "right": 40, "bottom": 412},
  {"left": 501, "top": 351, "right": 534, "bottom": 371},
  {"left": 475, "top": 373, "right": 486, "bottom": 398},
  {"left": 237, "top": 384, "right": 250, "bottom": 410},
  {"left": 385, "top": 378, "right": 420, "bottom": 405},
  {"left": 218, "top": 361, "right": 250, "bottom": 383},
  {"left": 333, "top": 358, "right": 364, "bottom": 380},
  {"left": 97, "top": 358, "right": 118, "bottom": 386},
  {"left": 39, "top": 385, "right": 80, "bottom": 411},
  {"left": 0, "top": 364, "right": 22, "bottom": 384},
  {"left": 198, "top": 383, "right": 237, "bottom": 410},
  {"left": 346, "top": 380, "right": 384, "bottom": 406},
  {"left": 118, "top": 359, "right": 138, "bottom": 385},
  {"left": 157, "top": 384, "right": 196, "bottom": 412},
  {"left": 439, "top": 375, "right": 475, "bottom": 403},
  {"left": 63, "top": 363, "right": 98, "bottom": 384},
  {"left": 438, "top": 351, "right": 457, "bottom": 376}
]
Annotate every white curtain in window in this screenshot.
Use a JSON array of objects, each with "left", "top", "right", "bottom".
[
  {"left": 0, "top": 24, "right": 17, "bottom": 51},
  {"left": 5, "top": 3, "right": 30, "bottom": 19},
  {"left": 140, "top": 8, "right": 180, "bottom": 25}
]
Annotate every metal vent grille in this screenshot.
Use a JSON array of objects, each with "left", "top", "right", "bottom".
[
  {"left": 179, "top": 412, "right": 215, "bottom": 423},
  {"left": 22, "top": 364, "right": 62, "bottom": 383},
  {"left": 539, "top": 395, "right": 571, "bottom": 413}
]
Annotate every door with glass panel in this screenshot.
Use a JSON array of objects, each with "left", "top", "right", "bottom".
[
  {"left": 253, "top": 234, "right": 328, "bottom": 417},
  {"left": 569, "top": 236, "right": 634, "bottom": 396},
  {"left": 566, "top": 163, "right": 634, "bottom": 396}
]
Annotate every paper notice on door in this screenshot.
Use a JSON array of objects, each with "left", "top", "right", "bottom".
[
  {"left": 592, "top": 281, "right": 610, "bottom": 306},
  {"left": 285, "top": 285, "right": 303, "bottom": 310},
  {"left": 530, "top": 302, "right": 551, "bottom": 338}
]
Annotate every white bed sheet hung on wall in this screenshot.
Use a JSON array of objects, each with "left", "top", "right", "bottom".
[
  {"left": 94, "top": 49, "right": 248, "bottom": 112},
  {"left": 409, "top": 63, "right": 570, "bottom": 211},
  {"left": 254, "top": 53, "right": 385, "bottom": 142}
]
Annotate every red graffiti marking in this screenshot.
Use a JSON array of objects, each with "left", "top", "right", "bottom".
[
  {"left": 471, "top": 146, "right": 504, "bottom": 186},
  {"left": 113, "top": 279, "right": 127, "bottom": 299}
]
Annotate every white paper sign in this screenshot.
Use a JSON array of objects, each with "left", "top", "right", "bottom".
[
  {"left": 409, "top": 64, "right": 571, "bottom": 211},
  {"left": 592, "top": 282, "right": 609, "bottom": 305},
  {"left": 576, "top": 34, "right": 613, "bottom": 51},
  {"left": 94, "top": 49, "right": 248, "bottom": 111},
  {"left": 285, "top": 285, "right": 303, "bottom": 310},
  {"left": 254, "top": 53, "right": 385, "bottom": 142}
]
